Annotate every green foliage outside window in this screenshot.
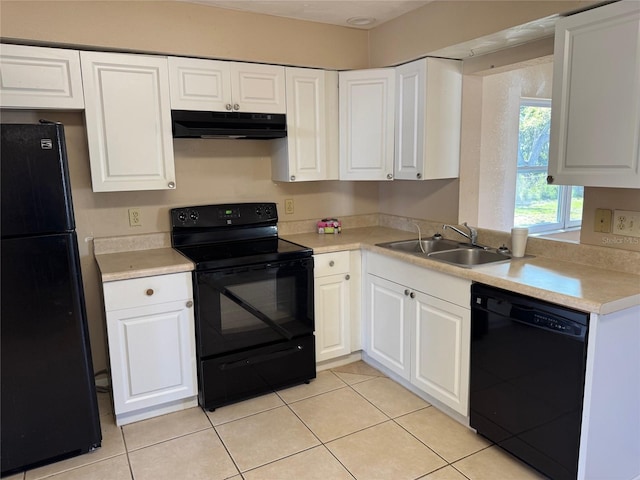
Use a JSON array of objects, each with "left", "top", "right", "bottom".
[{"left": 514, "top": 102, "right": 583, "bottom": 230}]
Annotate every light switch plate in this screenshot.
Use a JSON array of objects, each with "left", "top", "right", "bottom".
[
  {"left": 594, "top": 208, "right": 612, "bottom": 233},
  {"left": 612, "top": 209, "right": 640, "bottom": 238}
]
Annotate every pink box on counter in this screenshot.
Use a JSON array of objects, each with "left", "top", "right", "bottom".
[{"left": 317, "top": 218, "right": 341, "bottom": 234}]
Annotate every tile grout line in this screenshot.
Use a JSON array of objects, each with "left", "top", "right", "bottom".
[{"left": 204, "top": 408, "right": 244, "bottom": 479}]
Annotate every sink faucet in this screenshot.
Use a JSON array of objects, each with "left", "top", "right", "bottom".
[{"left": 443, "top": 222, "right": 478, "bottom": 245}]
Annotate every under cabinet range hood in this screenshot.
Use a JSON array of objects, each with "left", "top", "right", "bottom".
[{"left": 171, "top": 110, "right": 287, "bottom": 139}]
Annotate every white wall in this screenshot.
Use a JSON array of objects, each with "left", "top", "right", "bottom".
[{"left": 461, "top": 61, "right": 554, "bottom": 231}]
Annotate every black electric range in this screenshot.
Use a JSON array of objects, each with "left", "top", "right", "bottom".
[{"left": 170, "top": 203, "right": 316, "bottom": 410}]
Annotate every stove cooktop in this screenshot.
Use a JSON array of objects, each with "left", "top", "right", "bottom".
[{"left": 175, "top": 237, "right": 312, "bottom": 270}]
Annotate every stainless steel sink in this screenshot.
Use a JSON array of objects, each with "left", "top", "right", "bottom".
[
  {"left": 376, "top": 237, "right": 512, "bottom": 268},
  {"left": 427, "top": 248, "right": 511, "bottom": 268},
  {"left": 376, "top": 238, "right": 462, "bottom": 254}
]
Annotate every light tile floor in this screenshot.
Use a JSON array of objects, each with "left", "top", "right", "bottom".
[{"left": 9, "top": 361, "right": 546, "bottom": 480}]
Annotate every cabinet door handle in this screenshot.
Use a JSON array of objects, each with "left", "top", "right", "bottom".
[
  {"left": 547, "top": 175, "right": 554, "bottom": 184},
  {"left": 146, "top": 289, "right": 154, "bottom": 296},
  {"left": 410, "top": 292, "right": 415, "bottom": 299},
  {"left": 168, "top": 181, "right": 176, "bottom": 189},
  {"left": 225, "top": 104, "right": 233, "bottom": 111},
  {"left": 329, "top": 260, "right": 335, "bottom": 267},
  {"left": 290, "top": 175, "right": 296, "bottom": 181},
  {"left": 387, "top": 173, "right": 393, "bottom": 180},
  {"left": 186, "top": 300, "right": 193, "bottom": 308},
  {"left": 233, "top": 103, "right": 240, "bottom": 111},
  {"left": 404, "top": 289, "right": 410, "bottom": 296},
  {"left": 416, "top": 173, "right": 422, "bottom": 179},
  {"left": 345, "top": 274, "right": 350, "bottom": 280}
]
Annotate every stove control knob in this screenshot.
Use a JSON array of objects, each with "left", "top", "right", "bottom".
[
  {"left": 255, "top": 207, "right": 262, "bottom": 216},
  {"left": 189, "top": 210, "right": 199, "bottom": 221},
  {"left": 177, "top": 211, "right": 187, "bottom": 222}
]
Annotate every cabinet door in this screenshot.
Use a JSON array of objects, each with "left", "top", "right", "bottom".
[
  {"left": 229, "top": 62, "right": 286, "bottom": 113},
  {"left": 315, "top": 273, "right": 351, "bottom": 362},
  {"left": 411, "top": 292, "right": 470, "bottom": 415},
  {"left": 548, "top": 1, "right": 640, "bottom": 188},
  {"left": 81, "top": 51, "right": 176, "bottom": 192},
  {"left": 168, "top": 57, "right": 232, "bottom": 111},
  {"left": 339, "top": 69, "right": 395, "bottom": 180},
  {"left": 0, "top": 44, "right": 84, "bottom": 109},
  {"left": 272, "top": 68, "right": 338, "bottom": 182},
  {"left": 395, "top": 58, "right": 462, "bottom": 181},
  {"left": 395, "top": 60, "right": 425, "bottom": 180},
  {"left": 106, "top": 300, "right": 197, "bottom": 415},
  {"left": 365, "top": 274, "right": 410, "bottom": 380}
]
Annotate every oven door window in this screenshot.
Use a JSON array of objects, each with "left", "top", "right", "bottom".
[{"left": 195, "top": 259, "right": 313, "bottom": 357}]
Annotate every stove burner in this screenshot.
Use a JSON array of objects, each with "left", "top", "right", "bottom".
[{"left": 170, "top": 202, "right": 311, "bottom": 269}]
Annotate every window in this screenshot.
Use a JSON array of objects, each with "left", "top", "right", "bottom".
[{"left": 514, "top": 98, "right": 583, "bottom": 233}]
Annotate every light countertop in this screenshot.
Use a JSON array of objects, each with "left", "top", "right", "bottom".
[
  {"left": 94, "top": 226, "right": 639, "bottom": 315},
  {"left": 95, "top": 248, "right": 193, "bottom": 282},
  {"left": 283, "top": 227, "right": 640, "bottom": 315}
]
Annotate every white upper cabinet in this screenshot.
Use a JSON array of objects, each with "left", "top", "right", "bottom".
[
  {"left": 339, "top": 69, "right": 395, "bottom": 181},
  {"left": 81, "top": 51, "right": 176, "bottom": 192},
  {"left": 271, "top": 67, "right": 339, "bottom": 182},
  {"left": 395, "top": 58, "right": 462, "bottom": 181},
  {"left": 168, "top": 56, "right": 285, "bottom": 113},
  {"left": 548, "top": 1, "right": 640, "bottom": 188},
  {"left": 0, "top": 44, "right": 84, "bottom": 109}
]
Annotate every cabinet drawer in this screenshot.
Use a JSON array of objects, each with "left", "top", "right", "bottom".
[
  {"left": 314, "top": 251, "right": 350, "bottom": 277},
  {"left": 103, "top": 272, "right": 192, "bottom": 311}
]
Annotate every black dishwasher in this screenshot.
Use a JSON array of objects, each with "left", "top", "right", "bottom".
[{"left": 470, "top": 283, "right": 588, "bottom": 480}]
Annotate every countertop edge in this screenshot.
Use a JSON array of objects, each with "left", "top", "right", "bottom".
[
  {"left": 94, "top": 229, "right": 639, "bottom": 314},
  {"left": 283, "top": 231, "right": 640, "bottom": 315}
]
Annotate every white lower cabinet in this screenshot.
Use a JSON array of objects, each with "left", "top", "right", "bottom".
[
  {"left": 102, "top": 272, "right": 197, "bottom": 426},
  {"left": 314, "top": 251, "right": 360, "bottom": 363},
  {"left": 367, "top": 275, "right": 411, "bottom": 379},
  {"left": 410, "top": 292, "right": 469, "bottom": 415},
  {"left": 365, "top": 252, "right": 470, "bottom": 416}
]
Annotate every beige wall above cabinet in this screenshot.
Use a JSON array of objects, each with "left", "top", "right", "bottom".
[
  {"left": 81, "top": 51, "right": 176, "bottom": 192},
  {"left": 395, "top": 58, "right": 462, "bottom": 181},
  {"left": 339, "top": 69, "right": 396, "bottom": 181},
  {"left": 271, "top": 67, "right": 339, "bottom": 182},
  {"left": 168, "top": 56, "right": 285, "bottom": 113},
  {"left": 0, "top": 44, "right": 84, "bottom": 110},
  {"left": 548, "top": 1, "right": 640, "bottom": 189}
]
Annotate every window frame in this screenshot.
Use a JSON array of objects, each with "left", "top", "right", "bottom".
[{"left": 515, "top": 98, "right": 582, "bottom": 234}]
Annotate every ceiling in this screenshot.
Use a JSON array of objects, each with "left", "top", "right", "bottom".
[
  {"left": 179, "top": 0, "right": 434, "bottom": 29},
  {"left": 178, "top": 0, "right": 560, "bottom": 60}
]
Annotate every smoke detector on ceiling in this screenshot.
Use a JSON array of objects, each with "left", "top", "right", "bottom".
[{"left": 347, "top": 16, "right": 376, "bottom": 27}]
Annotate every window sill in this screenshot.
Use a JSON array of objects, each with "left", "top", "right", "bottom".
[{"left": 533, "top": 229, "right": 581, "bottom": 243}]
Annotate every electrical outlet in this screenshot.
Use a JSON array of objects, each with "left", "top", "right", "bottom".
[
  {"left": 594, "top": 208, "right": 612, "bottom": 233},
  {"left": 128, "top": 208, "right": 142, "bottom": 227},
  {"left": 612, "top": 209, "right": 640, "bottom": 238},
  {"left": 284, "top": 199, "right": 294, "bottom": 215}
]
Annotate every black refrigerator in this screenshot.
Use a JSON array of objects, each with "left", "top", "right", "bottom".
[{"left": 1, "top": 122, "right": 101, "bottom": 475}]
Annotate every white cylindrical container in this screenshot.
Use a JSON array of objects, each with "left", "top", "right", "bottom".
[{"left": 511, "top": 227, "right": 529, "bottom": 257}]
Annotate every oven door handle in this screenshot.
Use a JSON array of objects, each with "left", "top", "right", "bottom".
[
  {"left": 220, "top": 344, "right": 305, "bottom": 370},
  {"left": 212, "top": 283, "right": 295, "bottom": 341}
]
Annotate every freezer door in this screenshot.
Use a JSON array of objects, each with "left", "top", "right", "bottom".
[
  {"left": 1, "top": 123, "right": 75, "bottom": 237},
  {"left": 1, "top": 233, "right": 101, "bottom": 474}
]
